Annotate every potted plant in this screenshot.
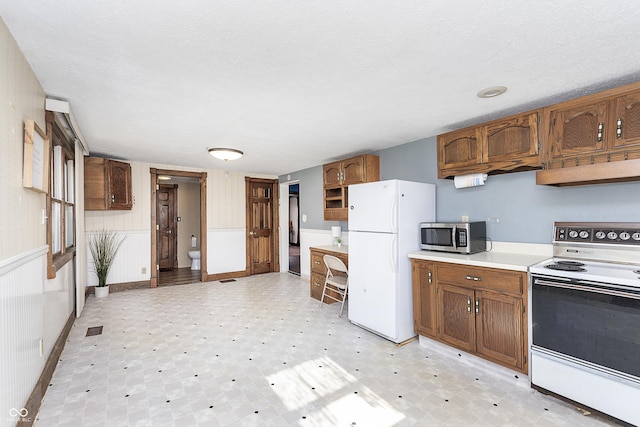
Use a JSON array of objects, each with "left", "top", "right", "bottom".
[{"left": 89, "top": 229, "right": 124, "bottom": 298}]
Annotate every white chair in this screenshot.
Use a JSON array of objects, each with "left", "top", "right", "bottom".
[{"left": 319, "top": 254, "right": 349, "bottom": 317}]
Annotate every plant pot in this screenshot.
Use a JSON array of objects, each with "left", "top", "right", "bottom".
[{"left": 95, "top": 285, "right": 109, "bottom": 298}]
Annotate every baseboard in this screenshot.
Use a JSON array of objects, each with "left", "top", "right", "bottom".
[
  {"left": 204, "top": 270, "right": 247, "bottom": 282},
  {"left": 22, "top": 309, "right": 76, "bottom": 426},
  {"left": 85, "top": 280, "right": 151, "bottom": 295}
]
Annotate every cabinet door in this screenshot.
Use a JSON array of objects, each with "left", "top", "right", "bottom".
[
  {"left": 437, "top": 127, "right": 482, "bottom": 175},
  {"left": 484, "top": 112, "right": 540, "bottom": 163},
  {"left": 548, "top": 100, "right": 609, "bottom": 159},
  {"left": 341, "top": 156, "right": 366, "bottom": 185},
  {"left": 437, "top": 283, "right": 475, "bottom": 353},
  {"left": 412, "top": 261, "right": 436, "bottom": 338},
  {"left": 612, "top": 90, "right": 640, "bottom": 149},
  {"left": 84, "top": 157, "right": 107, "bottom": 210},
  {"left": 323, "top": 161, "right": 342, "bottom": 187},
  {"left": 475, "top": 290, "right": 523, "bottom": 370},
  {"left": 107, "top": 160, "right": 132, "bottom": 209}
]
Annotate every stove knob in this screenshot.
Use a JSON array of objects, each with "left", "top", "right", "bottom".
[
  {"left": 579, "top": 230, "right": 589, "bottom": 239},
  {"left": 620, "top": 232, "right": 631, "bottom": 241},
  {"left": 569, "top": 230, "right": 578, "bottom": 238},
  {"left": 595, "top": 231, "right": 606, "bottom": 239},
  {"left": 633, "top": 232, "right": 640, "bottom": 241},
  {"left": 607, "top": 231, "right": 618, "bottom": 240}
]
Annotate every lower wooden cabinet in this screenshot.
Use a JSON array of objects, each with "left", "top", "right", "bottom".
[
  {"left": 411, "top": 261, "right": 437, "bottom": 338},
  {"left": 309, "top": 246, "right": 348, "bottom": 303},
  {"left": 411, "top": 259, "right": 528, "bottom": 373}
]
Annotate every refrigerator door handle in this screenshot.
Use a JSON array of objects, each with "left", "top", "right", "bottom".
[
  {"left": 391, "top": 235, "right": 398, "bottom": 273},
  {"left": 390, "top": 194, "right": 398, "bottom": 233}
]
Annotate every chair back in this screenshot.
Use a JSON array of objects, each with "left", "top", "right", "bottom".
[{"left": 323, "top": 254, "right": 348, "bottom": 276}]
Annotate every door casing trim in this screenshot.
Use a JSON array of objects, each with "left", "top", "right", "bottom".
[{"left": 150, "top": 168, "right": 208, "bottom": 287}]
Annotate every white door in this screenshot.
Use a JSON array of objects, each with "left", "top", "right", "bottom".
[
  {"left": 348, "top": 231, "right": 398, "bottom": 341},
  {"left": 348, "top": 180, "right": 397, "bottom": 233}
]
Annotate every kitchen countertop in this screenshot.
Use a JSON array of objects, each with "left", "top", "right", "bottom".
[
  {"left": 408, "top": 241, "right": 552, "bottom": 272},
  {"left": 310, "top": 245, "right": 349, "bottom": 256}
]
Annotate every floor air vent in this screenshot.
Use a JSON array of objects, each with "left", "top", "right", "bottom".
[
  {"left": 219, "top": 279, "right": 236, "bottom": 283},
  {"left": 86, "top": 326, "right": 103, "bottom": 337}
]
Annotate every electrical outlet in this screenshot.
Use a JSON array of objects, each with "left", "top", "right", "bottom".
[
  {"left": 461, "top": 215, "right": 469, "bottom": 222},
  {"left": 141, "top": 267, "right": 147, "bottom": 275},
  {"left": 486, "top": 217, "right": 500, "bottom": 223}
]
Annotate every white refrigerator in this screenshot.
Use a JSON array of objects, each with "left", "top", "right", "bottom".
[{"left": 348, "top": 179, "right": 435, "bottom": 343}]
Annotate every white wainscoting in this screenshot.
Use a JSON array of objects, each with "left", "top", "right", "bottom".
[
  {"left": 0, "top": 246, "right": 47, "bottom": 427},
  {"left": 298, "top": 228, "right": 348, "bottom": 278},
  {"left": 207, "top": 228, "right": 246, "bottom": 274},
  {"left": 86, "top": 230, "right": 151, "bottom": 285}
]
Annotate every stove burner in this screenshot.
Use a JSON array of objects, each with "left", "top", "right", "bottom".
[
  {"left": 556, "top": 260, "right": 585, "bottom": 266},
  {"left": 544, "top": 263, "right": 586, "bottom": 272},
  {"left": 634, "top": 270, "right": 640, "bottom": 275}
]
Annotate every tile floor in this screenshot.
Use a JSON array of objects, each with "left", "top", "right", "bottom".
[{"left": 35, "top": 273, "right": 620, "bottom": 426}]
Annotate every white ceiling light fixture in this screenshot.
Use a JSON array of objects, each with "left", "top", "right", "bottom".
[
  {"left": 158, "top": 175, "right": 172, "bottom": 181},
  {"left": 208, "top": 148, "right": 244, "bottom": 161},
  {"left": 477, "top": 86, "right": 507, "bottom": 98}
]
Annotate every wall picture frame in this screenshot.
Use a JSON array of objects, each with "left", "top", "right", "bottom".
[{"left": 23, "top": 119, "right": 50, "bottom": 193}]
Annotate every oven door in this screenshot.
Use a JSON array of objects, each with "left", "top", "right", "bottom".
[{"left": 531, "top": 274, "right": 640, "bottom": 425}]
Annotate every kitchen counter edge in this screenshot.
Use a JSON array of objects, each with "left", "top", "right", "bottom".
[{"left": 408, "top": 242, "right": 552, "bottom": 272}]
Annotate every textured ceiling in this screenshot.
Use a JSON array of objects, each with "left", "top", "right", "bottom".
[{"left": 3, "top": 1, "right": 640, "bottom": 175}]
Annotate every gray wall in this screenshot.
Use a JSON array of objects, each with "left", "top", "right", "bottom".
[
  {"left": 280, "top": 165, "right": 344, "bottom": 231},
  {"left": 280, "top": 136, "right": 640, "bottom": 244}
]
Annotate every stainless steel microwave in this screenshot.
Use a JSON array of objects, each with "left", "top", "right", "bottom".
[{"left": 420, "top": 222, "right": 486, "bottom": 254}]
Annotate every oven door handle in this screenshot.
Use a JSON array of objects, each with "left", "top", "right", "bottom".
[{"left": 533, "top": 277, "right": 640, "bottom": 300}]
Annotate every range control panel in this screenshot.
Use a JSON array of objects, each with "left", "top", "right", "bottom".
[{"left": 554, "top": 223, "right": 640, "bottom": 245}]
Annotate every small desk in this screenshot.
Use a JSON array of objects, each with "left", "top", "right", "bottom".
[{"left": 309, "top": 245, "right": 348, "bottom": 303}]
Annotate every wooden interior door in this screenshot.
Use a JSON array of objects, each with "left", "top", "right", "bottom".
[
  {"left": 246, "top": 178, "right": 279, "bottom": 275},
  {"left": 157, "top": 184, "right": 178, "bottom": 270}
]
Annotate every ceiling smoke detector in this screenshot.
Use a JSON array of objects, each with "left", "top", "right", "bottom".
[{"left": 477, "top": 86, "right": 507, "bottom": 98}]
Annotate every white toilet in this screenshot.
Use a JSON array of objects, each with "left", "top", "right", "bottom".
[{"left": 188, "top": 250, "right": 201, "bottom": 270}]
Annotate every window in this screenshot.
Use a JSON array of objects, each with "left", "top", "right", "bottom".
[{"left": 46, "top": 111, "right": 76, "bottom": 278}]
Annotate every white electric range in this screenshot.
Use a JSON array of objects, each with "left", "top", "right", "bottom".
[{"left": 528, "top": 222, "right": 640, "bottom": 426}]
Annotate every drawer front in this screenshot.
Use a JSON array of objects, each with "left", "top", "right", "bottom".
[
  {"left": 311, "top": 252, "right": 327, "bottom": 275},
  {"left": 436, "top": 264, "right": 524, "bottom": 295},
  {"left": 310, "top": 272, "right": 325, "bottom": 300}
]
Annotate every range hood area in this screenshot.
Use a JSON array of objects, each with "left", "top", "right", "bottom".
[{"left": 536, "top": 158, "right": 640, "bottom": 186}]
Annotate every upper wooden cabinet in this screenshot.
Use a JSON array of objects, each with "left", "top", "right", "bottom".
[
  {"left": 538, "top": 82, "right": 640, "bottom": 184},
  {"left": 84, "top": 156, "right": 133, "bottom": 210},
  {"left": 612, "top": 89, "right": 640, "bottom": 150},
  {"left": 323, "top": 154, "right": 379, "bottom": 221},
  {"left": 547, "top": 100, "right": 608, "bottom": 160},
  {"left": 438, "top": 110, "right": 542, "bottom": 179}
]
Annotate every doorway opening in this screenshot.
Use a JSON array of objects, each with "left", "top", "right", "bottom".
[
  {"left": 288, "top": 184, "right": 300, "bottom": 275},
  {"left": 150, "top": 169, "right": 207, "bottom": 287}
]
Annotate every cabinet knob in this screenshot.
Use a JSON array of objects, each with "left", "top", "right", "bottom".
[
  {"left": 475, "top": 298, "right": 480, "bottom": 314},
  {"left": 465, "top": 275, "right": 482, "bottom": 281},
  {"left": 597, "top": 122, "right": 604, "bottom": 142},
  {"left": 467, "top": 297, "right": 471, "bottom": 313},
  {"left": 111, "top": 194, "right": 115, "bottom": 203},
  {"left": 616, "top": 118, "right": 623, "bottom": 139}
]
